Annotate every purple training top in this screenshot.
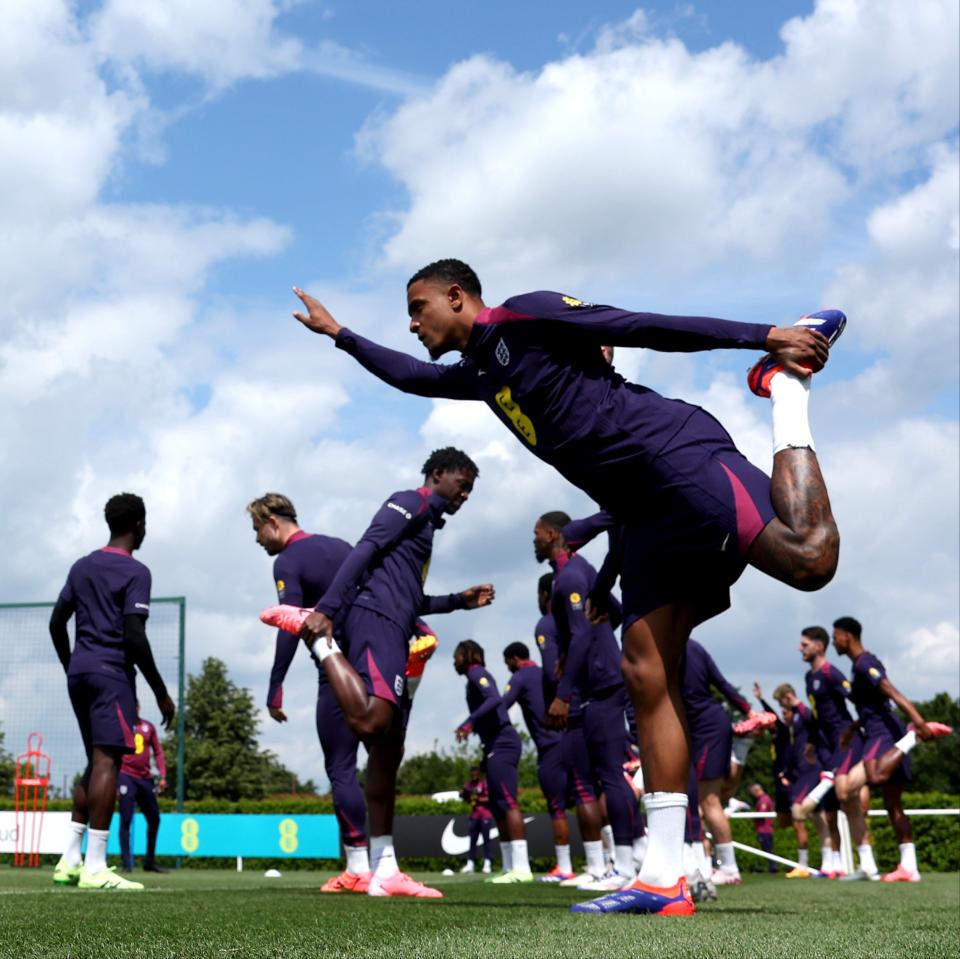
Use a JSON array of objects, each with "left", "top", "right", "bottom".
[
  {"left": 459, "top": 664, "right": 513, "bottom": 748},
  {"left": 805, "top": 659, "right": 854, "bottom": 761},
  {"left": 787, "top": 700, "right": 821, "bottom": 776},
  {"left": 550, "top": 552, "right": 622, "bottom": 701},
  {"left": 502, "top": 660, "right": 561, "bottom": 753},
  {"left": 315, "top": 487, "right": 466, "bottom": 637},
  {"left": 267, "top": 530, "right": 352, "bottom": 708},
  {"left": 850, "top": 651, "right": 904, "bottom": 739},
  {"left": 680, "top": 638, "right": 751, "bottom": 725},
  {"left": 335, "top": 291, "right": 770, "bottom": 521},
  {"left": 120, "top": 717, "right": 166, "bottom": 780},
  {"left": 58, "top": 547, "right": 151, "bottom": 677}
]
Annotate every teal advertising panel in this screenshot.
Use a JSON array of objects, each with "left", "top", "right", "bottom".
[{"left": 109, "top": 814, "right": 341, "bottom": 858}]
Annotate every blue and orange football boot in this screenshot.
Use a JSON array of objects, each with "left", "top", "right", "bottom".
[
  {"left": 570, "top": 876, "right": 695, "bottom": 916},
  {"left": 748, "top": 309, "right": 847, "bottom": 398}
]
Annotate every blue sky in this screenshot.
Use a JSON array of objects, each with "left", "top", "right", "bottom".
[{"left": 1, "top": 0, "right": 957, "bottom": 789}]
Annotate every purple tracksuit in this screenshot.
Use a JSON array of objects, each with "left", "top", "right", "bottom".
[
  {"left": 315, "top": 487, "right": 467, "bottom": 706},
  {"left": 502, "top": 661, "right": 565, "bottom": 820},
  {"left": 681, "top": 639, "right": 750, "bottom": 782},
  {"left": 850, "top": 652, "right": 910, "bottom": 783},
  {"left": 266, "top": 530, "right": 367, "bottom": 848},
  {"left": 805, "top": 660, "right": 856, "bottom": 768},
  {"left": 786, "top": 701, "right": 823, "bottom": 804},
  {"left": 458, "top": 665, "right": 522, "bottom": 817},
  {"left": 335, "top": 292, "right": 776, "bottom": 627},
  {"left": 551, "top": 551, "right": 637, "bottom": 845},
  {"left": 58, "top": 547, "right": 149, "bottom": 757}
]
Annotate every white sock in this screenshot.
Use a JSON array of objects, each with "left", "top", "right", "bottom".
[
  {"left": 832, "top": 848, "right": 845, "bottom": 873},
  {"left": 818, "top": 842, "right": 832, "bottom": 871},
  {"left": 798, "top": 848, "right": 809, "bottom": 868},
  {"left": 370, "top": 835, "right": 398, "bottom": 879},
  {"left": 899, "top": 842, "right": 918, "bottom": 873},
  {"left": 315, "top": 637, "right": 343, "bottom": 662},
  {"left": 345, "top": 844, "right": 369, "bottom": 875},
  {"left": 583, "top": 839, "right": 605, "bottom": 878},
  {"left": 770, "top": 370, "right": 815, "bottom": 455},
  {"left": 807, "top": 773, "right": 835, "bottom": 806},
  {"left": 65, "top": 820, "right": 86, "bottom": 867},
  {"left": 858, "top": 843, "right": 878, "bottom": 876},
  {"left": 501, "top": 840, "right": 513, "bottom": 872},
  {"left": 681, "top": 842, "right": 699, "bottom": 882},
  {"left": 556, "top": 844, "right": 572, "bottom": 875},
  {"left": 84, "top": 828, "right": 109, "bottom": 875},
  {"left": 600, "top": 824, "right": 615, "bottom": 862},
  {"left": 717, "top": 841, "right": 739, "bottom": 875},
  {"left": 511, "top": 839, "right": 530, "bottom": 874},
  {"left": 614, "top": 844, "right": 634, "bottom": 878},
  {"left": 633, "top": 835, "right": 649, "bottom": 870},
  {"left": 637, "top": 791, "right": 687, "bottom": 888},
  {"left": 895, "top": 730, "right": 917, "bottom": 754}
]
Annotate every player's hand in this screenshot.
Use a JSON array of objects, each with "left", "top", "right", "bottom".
[
  {"left": 461, "top": 584, "right": 495, "bottom": 609},
  {"left": 300, "top": 611, "right": 334, "bottom": 649},
  {"left": 839, "top": 723, "right": 857, "bottom": 749},
  {"left": 913, "top": 719, "right": 933, "bottom": 741},
  {"left": 157, "top": 694, "right": 176, "bottom": 730},
  {"left": 455, "top": 726, "right": 469, "bottom": 743},
  {"left": 585, "top": 595, "right": 609, "bottom": 625},
  {"left": 753, "top": 681, "right": 763, "bottom": 702},
  {"left": 269, "top": 706, "right": 288, "bottom": 724},
  {"left": 292, "top": 287, "right": 342, "bottom": 339},
  {"left": 765, "top": 326, "right": 830, "bottom": 377},
  {"left": 158, "top": 777, "right": 167, "bottom": 793},
  {"left": 803, "top": 743, "right": 816, "bottom": 765},
  {"left": 546, "top": 697, "right": 569, "bottom": 730}
]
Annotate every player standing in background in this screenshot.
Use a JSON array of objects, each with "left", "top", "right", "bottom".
[
  {"left": 681, "top": 638, "right": 756, "bottom": 886},
  {"left": 454, "top": 640, "right": 532, "bottom": 883},
  {"left": 535, "top": 511, "right": 639, "bottom": 893},
  {"left": 502, "top": 641, "right": 572, "bottom": 881},
  {"left": 459, "top": 765, "right": 494, "bottom": 875},
  {"left": 747, "top": 783, "right": 778, "bottom": 873},
  {"left": 118, "top": 702, "right": 168, "bottom": 873},
  {"left": 831, "top": 616, "right": 950, "bottom": 882},
  {"left": 773, "top": 683, "right": 834, "bottom": 877},
  {"left": 298, "top": 448, "right": 493, "bottom": 899},
  {"left": 247, "top": 492, "right": 371, "bottom": 893},
  {"left": 49, "top": 493, "right": 175, "bottom": 891},
  {"left": 292, "top": 258, "right": 843, "bottom": 915},
  {"left": 754, "top": 683, "right": 799, "bottom": 846}
]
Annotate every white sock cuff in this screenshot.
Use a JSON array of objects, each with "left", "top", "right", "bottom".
[
  {"left": 642, "top": 791, "right": 688, "bottom": 813},
  {"left": 895, "top": 730, "right": 917, "bottom": 754},
  {"left": 315, "top": 637, "right": 343, "bottom": 662}
]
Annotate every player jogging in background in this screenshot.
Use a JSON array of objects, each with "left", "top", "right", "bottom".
[
  {"left": 292, "top": 258, "right": 844, "bottom": 915},
  {"left": 118, "top": 702, "right": 168, "bottom": 873},
  {"left": 502, "top": 641, "right": 571, "bottom": 881},
  {"left": 297, "top": 447, "right": 494, "bottom": 899},
  {"left": 455, "top": 640, "right": 532, "bottom": 883},
  {"left": 49, "top": 493, "right": 175, "bottom": 891},
  {"left": 460, "top": 766, "right": 494, "bottom": 874},
  {"left": 247, "top": 492, "right": 371, "bottom": 893},
  {"left": 831, "top": 616, "right": 952, "bottom": 883}
]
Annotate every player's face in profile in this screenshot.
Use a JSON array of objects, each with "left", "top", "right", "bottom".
[
  {"left": 253, "top": 517, "right": 282, "bottom": 555},
  {"left": 798, "top": 636, "right": 819, "bottom": 662},
  {"left": 532, "top": 521, "right": 553, "bottom": 563},
  {"left": 133, "top": 520, "right": 147, "bottom": 550},
  {"left": 433, "top": 469, "right": 474, "bottom": 514},
  {"left": 407, "top": 279, "right": 460, "bottom": 359},
  {"left": 453, "top": 649, "right": 467, "bottom": 675},
  {"left": 832, "top": 628, "right": 850, "bottom": 655}
]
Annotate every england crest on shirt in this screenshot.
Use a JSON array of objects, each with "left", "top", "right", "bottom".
[{"left": 495, "top": 337, "right": 510, "bottom": 367}]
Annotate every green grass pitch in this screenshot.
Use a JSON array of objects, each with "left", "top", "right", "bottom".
[{"left": 1, "top": 868, "right": 957, "bottom": 958}]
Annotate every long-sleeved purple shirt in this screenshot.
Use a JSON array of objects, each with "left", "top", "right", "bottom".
[
  {"left": 805, "top": 659, "right": 854, "bottom": 760},
  {"left": 680, "top": 638, "right": 750, "bottom": 732},
  {"left": 502, "top": 660, "right": 561, "bottom": 753},
  {"left": 266, "top": 530, "right": 352, "bottom": 708},
  {"left": 550, "top": 552, "right": 622, "bottom": 702},
  {"left": 315, "top": 487, "right": 466, "bottom": 637},
  {"left": 335, "top": 292, "right": 770, "bottom": 520},
  {"left": 850, "top": 651, "right": 904, "bottom": 739},
  {"left": 459, "top": 664, "right": 518, "bottom": 749}
]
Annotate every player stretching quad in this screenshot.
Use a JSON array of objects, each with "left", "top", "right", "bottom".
[
  {"left": 297, "top": 448, "right": 493, "bottom": 899},
  {"left": 502, "top": 641, "right": 571, "bottom": 880},
  {"left": 292, "top": 258, "right": 844, "bottom": 915},
  {"left": 248, "top": 492, "right": 371, "bottom": 893},
  {"left": 831, "top": 616, "right": 951, "bottom": 882},
  {"left": 50, "top": 493, "right": 175, "bottom": 891},
  {"left": 454, "top": 640, "right": 533, "bottom": 883}
]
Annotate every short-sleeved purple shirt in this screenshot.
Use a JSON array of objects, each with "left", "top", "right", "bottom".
[{"left": 59, "top": 546, "right": 151, "bottom": 676}]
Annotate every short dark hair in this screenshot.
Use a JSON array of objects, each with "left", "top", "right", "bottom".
[
  {"left": 538, "top": 511, "right": 571, "bottom": 532},
  {"left": 422, "top": 447, "right": 479, "bottom": 479},
  {"left": 833, "top": 616, "right": 862, "bottom": 639},
  {"left": 801, "top": 625, "right": 829, "bottom": 649},
  {"left": 503, "top": 642, "right": 529, "bottom": 660},
  {"left": 537, "top": 572, "right": 554, "bottom": 597},
  {"left": 407, "top": 259, "right": 482, "bottom": 298},
  {"left": 455, "top": 639, "right": 485, "bottom": 667},
  {"left": 104, "top": 493, "right": 145, "bottom": 536}
]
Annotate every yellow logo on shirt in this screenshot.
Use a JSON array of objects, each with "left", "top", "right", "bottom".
[
  {"left": 536, "top": 634, "right": 546, "bottom": 646},
  {"left": 495, "top": 386, "right": 537, "bottom": 446},
  {"left": 134, "top": 733, "right": 145, "bottom": 755},
  {"left": 505, "top": 684, "right": 512, "bottom": 693},
  {"left": 868, "top": 667, "right": 881, "bottom": 679},
  {"left": 842, "top": 680, "right": 851, "bottom": 690},
  {"left": 570, "top": 592, "right": 581, "bottom": 603},
  {"left": 479, "top": 677, "right": 489, "bottom": 687},
  {"left": 276, "top": 579, "right": 285, "bottom": 595},
  {"left": 562, "top": 295, "right": 584, "bottom": 307}
]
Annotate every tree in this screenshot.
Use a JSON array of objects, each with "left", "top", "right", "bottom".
[
  {"left": 0, "top": 724, "right": 14, "bottom": 797},
  {"left": 162, "top": 657, "right": 314, "bottom": 800}
]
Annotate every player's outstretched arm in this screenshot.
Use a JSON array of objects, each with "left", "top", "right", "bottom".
[
  {"left": 878, "top": 677, "right": 932, "bottom": 739},
  {"left": 292, "top": 288, "right": 342, "bottom": 338},
  {"left": 460, "top": 584, "right": 495, "bottom": 609}
]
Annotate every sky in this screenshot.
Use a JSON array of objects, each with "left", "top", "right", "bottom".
[{"left": 1, "top": 0, "right": 958, "bottom": 791}]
